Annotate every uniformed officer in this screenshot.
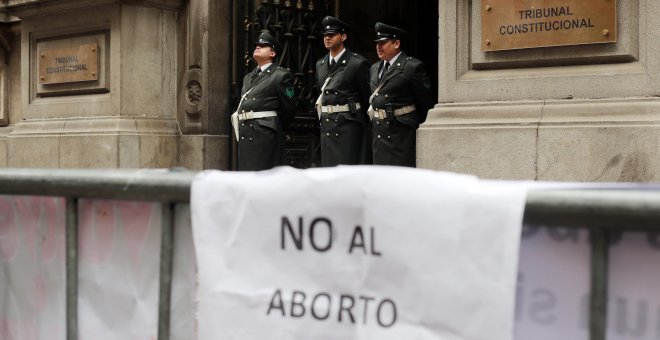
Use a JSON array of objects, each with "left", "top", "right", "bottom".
[
  {"left": 315, "top": 16, "right": 371, "bottom": 166},
  {"left": 232, "top": 31, "right": 297, "bottom": 171},
  {"left": 368, "top": 22, "right": 434, "bottom": 167}
]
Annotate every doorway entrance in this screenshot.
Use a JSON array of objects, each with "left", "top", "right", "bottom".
[{"left": 233, "top": 0, "right": 439, "bottom": 169}]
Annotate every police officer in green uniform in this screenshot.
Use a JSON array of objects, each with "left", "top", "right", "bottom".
[
  {"left": 368, "top": 22, "right": 434, "bottom": 167},
  {"left": 315, "top": 16, "right": 371, "bottom": 166},
  {"left": 232, "top": 31, "right": 297, "bottom": 171}
]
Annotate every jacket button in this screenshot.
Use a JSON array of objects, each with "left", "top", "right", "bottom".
[
  {"left": 326, "top": 132, "right": 330, "bottom": 136},
  {"left": 249, "top": 137, "right": 253, "bottom": 141},
  {"left": 335, "top": 133, "right": 339, "bottom": 137},
  {"left": 376, "top": 121, "right": 380, "bottom": 125},
  {"left": 249, "top": 123, "right": 253, "bottom": 127},
  {"left": 385, "top": 94, "right": 389, "bottom": 98},
  {"left": 325, "top": 118, "right": 329, "bottom": 122},
  {"left": 241, "top": 136, "right": 245, "bottom": 140},
  {"left": 387, "top": 135, "right": 391, "bottom": 139},
  {"left": 241, "top": 123, "right": 245, "bottom": 127},
  {"left": 334, "top": 119, "right": 338, "bottom": 123},
  {"left": 386, "top": 121, "right": 390, "bottom": 125},
  {"left": 377, "top": 135, "right": 381, "bottom": 139}
]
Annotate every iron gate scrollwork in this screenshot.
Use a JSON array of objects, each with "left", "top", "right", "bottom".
[{"left": 238, "top": 0, "right": 337, "bottom": 168}]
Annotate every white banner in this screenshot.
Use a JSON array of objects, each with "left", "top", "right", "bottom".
[
  {"left": 0, "top": 197, "right": 195, "bottom": 340},
  {"left": 514, "top": 226, "right": 590, "bottom": 340},
  {"left": 4, "top": 177, "right": 660, "bottom": 340},
  {"left": 191, "top": 166, "right": 529, "bottom": 340},
  {"left": 77, "top": 199, "right": 161, "bottom": 340},
  {"left": 0, "top": 196, "right": 66, "bottom": 340},
  {"left": 514, "top": 226, "right": 660, "bottom": 340}
]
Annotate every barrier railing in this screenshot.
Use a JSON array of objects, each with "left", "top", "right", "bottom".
[
  {"left": 0, "top": 169, "right": 195, "bottom": 340},
  {"left": 2, "top": 168, "right": 660, "bottom": 340}
]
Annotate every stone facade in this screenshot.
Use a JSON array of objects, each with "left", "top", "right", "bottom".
[
  {"left": 0, "top": 0, "right": 655, "bottom": 182},
  {"left": 0, "top": 0, "right": 230, "bottom": 170},
  {"left": 419, "top": 0, "right": 660, "bottom": 181}
]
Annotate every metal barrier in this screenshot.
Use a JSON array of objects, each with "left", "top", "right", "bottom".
[
  {"left": 2, "top": 168, "right": 660, "bottom": 340},
  {"left": 0, "top": 169, "right": 195, "bottom": 340}
]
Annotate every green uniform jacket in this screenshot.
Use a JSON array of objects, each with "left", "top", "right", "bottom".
[
  {"left": 369, "top": 52, "right": 433, "bottom": 167},
  {"left": 238, "top": 63, "right": 297, "bottom": 171},
  {"left": 315, "top": 49, "right": 372, "bottom": 166}
]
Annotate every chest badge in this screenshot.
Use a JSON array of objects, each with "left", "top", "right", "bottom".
[{"left": 286, "top": 87, "right": 295, "bottom": 98}]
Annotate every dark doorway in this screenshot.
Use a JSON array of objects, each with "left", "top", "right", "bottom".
[{"left": 232, "top": 0, "right": 439, "bottom": 169}]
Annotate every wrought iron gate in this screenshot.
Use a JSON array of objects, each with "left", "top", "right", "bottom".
[{"left": 234, "top": 0, "right": 338, "bottom": 168}]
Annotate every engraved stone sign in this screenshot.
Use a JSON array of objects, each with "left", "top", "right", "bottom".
[
  {"left": 481, "top": 0, "right": 617, "bottom": 51},
  {"left": 38, "top": 43, "right": 99, "bottom": 84}
]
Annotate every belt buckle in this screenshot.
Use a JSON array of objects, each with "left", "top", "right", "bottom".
[
  {"left": 329, "top": 105, "right": 343, "bottom": 114},
  {"left": 239, "top": 111, "right": 252, "bottom": 120}
]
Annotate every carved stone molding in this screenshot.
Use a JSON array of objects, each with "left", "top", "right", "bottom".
[
  {"left": 3, "top": 0, "right": 185, "bottom": 18},
  {"left": 182, "top": 68, "right": 203, "bottom": 119}
]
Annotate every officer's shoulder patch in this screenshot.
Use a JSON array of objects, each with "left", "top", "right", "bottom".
[{"left": 286, "top": 87, "right": 295, "bottom": 99}]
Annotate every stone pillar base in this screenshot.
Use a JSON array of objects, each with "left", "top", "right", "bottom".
[
  {"left": 7, "top": 117, "right": 180, "bottom": 168},
  {"left": 0, "top": 127, "right": 10, "bottom": 167},
  {"left": 418, "top": 98, "right": 660, "bottom": 182},
  {"left": 178, "top": 135, "right": 229, "bottom": 170}
]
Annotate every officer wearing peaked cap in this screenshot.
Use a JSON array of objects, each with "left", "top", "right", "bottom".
[
  {"left": 232, "top": 31, "right": 297, "bottom": 171},
  {"left": 315, "top": 16, "right": 372, "bottom": 166},
  {"left": 368, "top": 22, "right": 434, "bottom": 167}
]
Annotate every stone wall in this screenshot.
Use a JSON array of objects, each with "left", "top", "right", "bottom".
[
  {"left": 0, "top": 0, "right": 231, "bottom": 170},
  {"left": 420, "top": 0, "right": 660, "bottom": 182}
]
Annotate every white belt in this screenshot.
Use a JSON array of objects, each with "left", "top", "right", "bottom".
[
  {"left": 368, "top": 105, "right": 416, "bottom": 120},
  {"left": 237, "top": 110, "right": 277, "bottom": 121},
  {"left": 230, "top": 110, "right": 277, "bottom": 141},
  {"left": 319, "top": 103, "right": 361, "bottom": 114}
]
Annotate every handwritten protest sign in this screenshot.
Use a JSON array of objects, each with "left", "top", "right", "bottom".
[{"left": 191, "top": 166, "right": 528, "bottom": 340}]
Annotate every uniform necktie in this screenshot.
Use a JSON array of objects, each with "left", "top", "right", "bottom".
[
  {"left": 379, "top": 61, "right": 390, "bottom": 79},
  {"left": 251, "top": 68, "right": 261, "bottom": 83},
  {"left": 330, "top": 58, "right": 336, "bottom": 67}
]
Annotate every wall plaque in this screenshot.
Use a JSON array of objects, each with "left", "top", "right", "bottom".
[
  {"left": 481, "top": 0, "right": 617, "bottom": 51},
  {"left": 38, "top": 43, "right": 99, "bottom": 84}
]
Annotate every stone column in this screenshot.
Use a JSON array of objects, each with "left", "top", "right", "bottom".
[
  {"left": 177, "top": 0, "right": 232, "bottom": 170},
  {"left": 0, "top": 13, "right": 19, "bottom": 168},
  {"left": 420, "top": 0, "right": 660, "bottom": 182},
  {"left": 5, "top": 0, "right": 184, "bottom": 168}
]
